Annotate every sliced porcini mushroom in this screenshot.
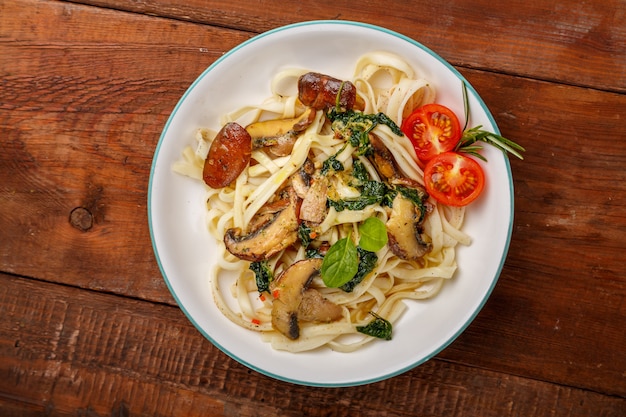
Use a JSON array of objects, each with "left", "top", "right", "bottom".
[
  {"left": 368, "top": 133, "right": 432, "bottom": 260},
  {"left": 368, "top": 133, "right": 401, "bottom": 180},
  {"left": 390, "top": 176, "right": 426, "bottom": 191},
  {"left": 369, "top": 134, "right": 431, "bottom": 201},
  {"left": 224, "top": 188, "right": 299, "bottom": 262},
  {"left": 299, "top": 175, "right": 329, "bottom": 224},
  {"left": 386, "top": 193, "right": 432, "bottom": 261},
  {"left": 270, "top": 258, "right": 342, "bottom": 340},
  {"left": 290, "top": 158, "right": 315, "bottom": 199},
  {"left": 290, "top": 172, "right": 309, "bottom": 199},
  {"left": 270, "top": 258, "right": 321, "bottom": 339},
  {"left": 389, "top": 177, "right": 432, "bottom": 219},
  {"left": 298, "top": 289, "right": 343, "bottom": 323},
  {"left": 246, "top": 108, "right": 315, "bottom": 156},
  {"left": 246, "top": 198, "right": 290, "bottom": 233}
]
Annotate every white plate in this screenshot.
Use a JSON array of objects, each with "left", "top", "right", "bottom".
[{"left": 148, "top": 20, "right": 513, "bottom": 387}]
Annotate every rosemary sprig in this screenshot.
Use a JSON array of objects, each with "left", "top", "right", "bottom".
[
  {"left": 457, "top": 126, "right": 526, "bottom": 161},
  {"left": 456, "top": 83, "right": 525, "bottom": 161},
  {"left": 461, "top": 80, "right": 470, "bottom": 132}
]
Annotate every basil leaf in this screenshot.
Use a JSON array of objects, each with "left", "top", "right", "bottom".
[
  {"left": 358, "top": 217, "right": 388, "bottom": 252},
  {"left": 321, "top": 237, "right": 358, "bottom": 288}
]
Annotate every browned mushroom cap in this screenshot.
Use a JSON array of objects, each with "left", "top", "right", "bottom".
[
  {"left": 245, "top": 198, "right": 290, "bottom": 234},
  {"left": 223, "top": 188, "right": 299, "bottom": 262},
  {"left": 389, "top": 176, "right": 426, "bottom": 191},
  {"left": 367, "top": 133, "right": 432, "bottom": 260},
  {"left": 246, "top": 108, "right": 315, "bottom": 156},
  {"left": 270, "top": 258, "right": 342, "bottom": 340},
  {"left": 270, "top": 258, "right": 322, "bottom": 339},
  {"left": 386, "top": 193, "right": 432, "bottom": 261}
]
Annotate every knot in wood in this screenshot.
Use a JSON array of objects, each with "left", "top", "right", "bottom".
[{"left": 69, "top": 207, "right": 93, "bottom": 231}]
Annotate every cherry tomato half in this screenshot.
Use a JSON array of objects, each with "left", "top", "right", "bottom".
[
  {"left": 423, "top": 152, "right": 485, "bottom": 207},
  {"left": 401, "top": 103, "right": 462, "bottom": 162}
]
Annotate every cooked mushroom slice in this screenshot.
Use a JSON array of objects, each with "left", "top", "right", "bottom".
[
  {"left": 270, "top": 258, "right": 322, "bottom": 339},
  {"left": 386, "top": 193, "right": 432, "bottom": 261},
  {"left": 390, "top": 176, "right": 427, "bottom": 192},
  {"left": 290, "top": 158, "right": 315, "bottom": 199},
  {"left": 299, "top": 176, "right": 329, "bottom": 224},
  {"left": 224, "top": 188, "right": 299, "bottom": 262},
  {"left": 369, "top": 134, "right": 432, "bottom": 200},
  {"left": 290, "top": 172, "right": 309, "bottom": 199},
  {"left": 298, "top": 289, "right": 343, "bottom": 323},
  {"left": 270, "top": 258, "right": 342, "bottom": 340},
  {"left": 246, "top": 108, "right": 315, "bottom": 156},
  {"left": 271, "top": 304, "right": 299, "bottom": 340},
  {"left": 246, "top": 198, "right": 290, "bottom": 233},
  {"left": 368, "top": 133, "right": 400, "bottom": 180}
]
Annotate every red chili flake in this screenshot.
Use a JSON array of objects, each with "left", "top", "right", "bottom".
[
  {"left": 251, "top": 318, "right": 261, "bottom": 325},
  {"left": 272, "top": 289, "right": 280, "bottom": 299},
  {"left": 259, "top": 293, "right": 266, "bottom": 302}
]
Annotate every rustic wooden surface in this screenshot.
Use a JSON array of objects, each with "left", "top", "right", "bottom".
[{"left": 1, "top": 0, "right": 625, "bottom": 415}]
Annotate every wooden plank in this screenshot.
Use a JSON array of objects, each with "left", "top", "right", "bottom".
[
  {"left": 2, "top": 0, "right": 625, "bottom": 291},
  {"left": 1, "top": 273, "right": 624, "bottom": 417},
  {"left": 1, "top": 0, "right": 252, "bottom": 303},
  {"left": 1, "top": 0, "right": 625, "bottom": 398},
  {"left": 440, "top": 71, "right": 626, "bottom": 395},
  {"left": 68, "top": 0, "right": 626, "bottom": 93}
]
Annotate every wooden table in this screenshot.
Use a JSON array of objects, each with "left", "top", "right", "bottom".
[{"left": 2, "top": 0, "right": 625, "bottom": 415}]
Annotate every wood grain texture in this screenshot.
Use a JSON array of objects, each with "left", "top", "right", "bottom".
[
  {"left": 1, "top": 0, "right": 252, "bottom": 302},
  {"left": 1, "top": 273, "right": 624, "bottom": 417},
  {"left": 2, "top": 0, "right": 626, "bottom": 393},
  {"left": 71, "top": 0, "right": 626, "bottom": 93},
  {"left": 1, "top": 0, "right": 625, "bottom": 414},
  {"left": 444, "top": 72, "right": 626, "bottom": 396}
]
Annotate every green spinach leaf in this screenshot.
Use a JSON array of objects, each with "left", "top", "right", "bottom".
[
  {"left": 328, "top": 180, "right": 395, "bottom": 212},
  {"left": 357, "top": 312, "right": 392, "bottom": 340},
  {"left": 396, "top": 185, "right": 428, "bottom": 222},
  {"left": 327, "top": 109, "right": 403, "bottom": 156},
  {"left": 341, "top": 247, "right": 378, "bottom": 292},
  {"left": 249, "top": 261, "right": 274, "bottom": 294},
  {"left": 321, "top": 154, "right": 345, "bottom": 175},
  {"left": 351, "top": 159, "right": 370, "bottom": 184},
  {"left": 298, "top": 223, "right": 315, "bottom": 248}
]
